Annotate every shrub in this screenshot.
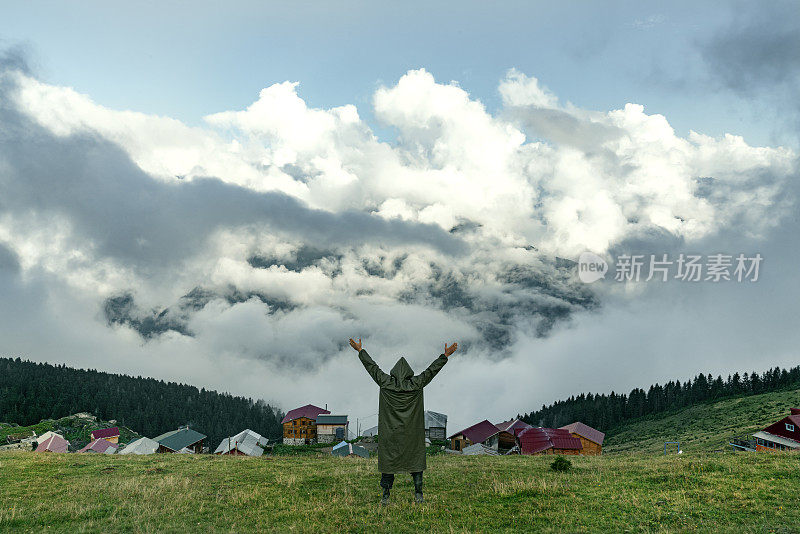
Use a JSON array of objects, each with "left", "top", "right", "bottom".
[{"left": 550, "top": 456, "right": 572, "bottom": 472}]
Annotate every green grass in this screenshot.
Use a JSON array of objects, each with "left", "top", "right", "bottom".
[
  {"left": 605, "top": 387, "right": 800, "bottom": 453},
  {"left": 3, "top": 389, "right": 800, "bottom": 531},
  {"left": 2, "top": 450, "right": 800, "bottom": 532}
]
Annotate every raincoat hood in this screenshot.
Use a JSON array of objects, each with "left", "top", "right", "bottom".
[{"left": 390, "top": 357, "right": 414, "bottom": 381}]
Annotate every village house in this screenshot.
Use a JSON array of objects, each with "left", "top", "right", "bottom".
[
  {"left": 425, "top": 411, "right": 448, "bottom": 441},
  {"left": 282, "top": 404, "right": 330, "bottom": 445},
  {"left": 753, "top": 408, "right": 800, "bottom": 451},
  {"left": 153, "top": 426, "right": 207, "bottom": 453},
  {"left": 34, "top": 433, "right": 70, "bottom": 453},
  {"left": 517, "top": 427, "right": 582, "bottom": 455},
  {"left": 560, "top": 421, "right": 605, "bottom": 455},
  {"left": 90, "top": 427, "right": 120, "bottom": 443},
  {"left": 449, "top": 419, "right": 509, "bottom": 452},
  {"left": 214, "top": 429, "right": 268, "bottom": 456},
  {"left": 315, "top": 415, "right": 349, "bottom": 444}
]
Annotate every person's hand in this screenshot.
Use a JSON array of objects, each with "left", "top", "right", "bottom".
[
  {"left": 444, "top": 342, "right": 458, "bottom": 357},
  {"left": 349, "top": 338, "right": 362, "bottom": 352}
]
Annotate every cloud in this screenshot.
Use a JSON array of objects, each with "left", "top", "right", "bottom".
[
  {"left": 0, "top": 55, "right": 797, "bottom": 430},
  {"left": 699, "top": 3, "right": 800, "bottom": 95}
]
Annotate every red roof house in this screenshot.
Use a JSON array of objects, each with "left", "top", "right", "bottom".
[
  {"left": 282, "top": 404, "right": 331, "bottom": 445},
  {"left": 90, "top": 427, "right": 120, "bottom": 443},
  {"left": 449, "top": 420, "right": 504, "bottom": 451},
  {"left": 35, "top": 434, "right": 70, "bottom": 453},
  {"left": 753, "top": 408, "right": 800, "bottom": 451},
  {"left": 281, "top": 404, "right": 330, "bottom": 424},
  {"left": 78, "top": 438, "right": 119, "bottom": 454},
  {"left": 517, "top": 427, "right": 582, "bottom": 455}
]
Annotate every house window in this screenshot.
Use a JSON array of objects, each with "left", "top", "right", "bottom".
[{"left": 786, "top": 423, "right": 795, "bottom": 432}]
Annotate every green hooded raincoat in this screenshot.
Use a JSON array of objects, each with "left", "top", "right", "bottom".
[{"left": 358, "top": 349, "right": 448, "bottom": 473}]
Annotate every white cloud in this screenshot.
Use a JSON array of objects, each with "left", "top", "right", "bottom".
[{"left": 1, "top": 64, "right": 797, "bottom": 429}]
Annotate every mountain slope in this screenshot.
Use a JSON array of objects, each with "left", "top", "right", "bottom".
[{"left": 605, "top": 387, "right": 800, "bottom": 453}]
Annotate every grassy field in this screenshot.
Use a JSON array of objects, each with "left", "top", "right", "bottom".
[
  {"left": 2, "top": 450, "right": 800, "bottom": 533},
  {"left": 605, "top": 388, "right": 800, "bottom": 453}
]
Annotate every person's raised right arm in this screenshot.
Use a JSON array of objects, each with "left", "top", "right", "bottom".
[{"left": 351, "top": 338, "right": 391, "bottom": 387}]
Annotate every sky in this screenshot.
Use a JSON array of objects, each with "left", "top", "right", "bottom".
[{"left": 1, "top": 1, "right": 799, "bottom": 434}]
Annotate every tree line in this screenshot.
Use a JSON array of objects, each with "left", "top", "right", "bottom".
[
  {"left": 0, "top": 357, "right": 284, "bottom": 447},
  {"left": 521, "top": 365, "right": 800, "bottom": 432}
]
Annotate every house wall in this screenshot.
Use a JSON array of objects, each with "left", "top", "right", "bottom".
[
  {"left": 571, "top": 434, "right": 602, "bottom": 455},
  {"left": 755, "top": 437, "right": 797, "bottom": 452},
  {"left": 450, "top": 435, "right": 470, "bottom": 451},
  {"left": 317, "top": 423, "right": 348, "bottom": 443},
  {"left": 427, "top": 427, "right": 446, "bottom": 441},
  {"left": 283, "top": 416, "right": 318, "bottom": 444},
  {"left": 498, "top": 431, "right": 516, "bottom": 452}
]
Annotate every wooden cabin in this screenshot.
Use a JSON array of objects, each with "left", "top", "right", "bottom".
[
  {"left": 282, "top": 404, "right": 330, "bottom": 445},
  {"left": 559, "top": 422, "right": 605, "bottom": 455}
]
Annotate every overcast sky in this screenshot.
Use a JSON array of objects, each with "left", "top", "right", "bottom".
[{"left": 2, "top": 1, "right": 798, "bottom": 434}]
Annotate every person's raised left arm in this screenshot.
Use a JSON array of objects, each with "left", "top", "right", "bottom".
[{"left": 411, "top": 342, "right": 457, "bottom": 389}]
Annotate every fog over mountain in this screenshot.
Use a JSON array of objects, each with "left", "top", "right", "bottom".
[{"left": 1, "top": 43, "right": 798, "bottom": 432}]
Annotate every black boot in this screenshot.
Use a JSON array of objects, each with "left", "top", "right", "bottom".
[
  {"left": 412, "top": 471, "right": 423, "bottom": 503},
  {"left": 380, "top": 473, "right": 394, "bottom": 505}
]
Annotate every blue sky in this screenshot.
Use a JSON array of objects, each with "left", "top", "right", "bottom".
[{"left": 5, "top": 1, "right": 787, "bottom": 147}]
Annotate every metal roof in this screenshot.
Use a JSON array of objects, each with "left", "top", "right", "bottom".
[
  {"left": 362, "top": 425, "right": 378, "bottom": 437},
  {"left": 462, "top": 443, "right": 500, "bottom": 456},
  {"left": 753, "top": 431, "right": 800, "bottom": 449},
  {"left": 281, "top": 404, "right": 330, "bottom": 424},
  {"left": 214, "top": 429, "right": 268, "bottom": 456},
  {"left": 495, "top": 419, "right": 532, "bottom": 434},
  {"left": 332, "top": 441, "right": 369, "bottom": 458},
  {"left": 78, "top": 438, "right": 118, "bottom": 454},
  {"left": 35, "top": 434, "right": 69, "bottom": 453},
  {"left": 449, "top": 420, "right": 500, "bottom": 444},
  {"left": 90, "top": 427, "right": 120, "bottom": 439},
  {"left": 425, "top": 411, "right": 448, "bottom": 429},
  {"left": 36, "top": 431, "right": 62, "bottom": 443},
  {"left": 518, "top": 427, "right": 582, "bottom": 454},
  {"left": 153, "top": 427, "right": 207, "bottom": 452},
  {"left": 560, "top": 422, "right": 605, "bottom": 445},
  {"left": 316, "top": 414, "right": 348, "bottom": 425},
  {"left": 119, "top": 437, "right": 160, "bottom": 455}
]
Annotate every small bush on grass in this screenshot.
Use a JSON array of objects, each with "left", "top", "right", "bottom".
[{"left": 550, "top": 456, "right": 572, "bottom": 472}]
